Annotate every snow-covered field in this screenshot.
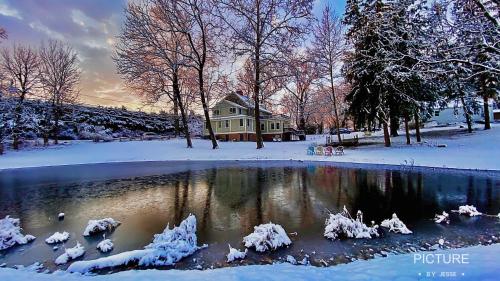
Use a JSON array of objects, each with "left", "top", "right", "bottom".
[
  {"left": 0, "top": 244, "right": 498, "bottom": 281},
  {"left": 0, "top": 124, "right": 499, "bottom": 171}
]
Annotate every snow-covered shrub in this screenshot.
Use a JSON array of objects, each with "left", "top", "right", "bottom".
[
  {"left": 0, "top": 216, "right": 36, "bottom": 250},
  {"left": 243, "top": 222, "right": 292, "bottom": 252},
  {"left": 457, "top": 205, "right": 482, "bottom": 217},
  {"left": 83, "top": 218, "right": 120, "bottom": 236},
  {"left": 68, "top": 214, "right": 203, "bottom": 273},
  {"left": 97, "top": 238, "right": 114, "bottom": 253},
  {"left": 381, "top": 214, "right": 412, "bottom": 234},
  {"left": 324, "top": 207, "right": 379, "bottom": 240},
  {"left": 286, "top": 255, "right": 297, "bottom": 265},
  {"left": 55, "top": 242, "right": 85, "bottom": 265},
  {"left": 226, "top": 245, "right": 247, "bottom": 262},
  {"left": 45, "top": 232, "right": 70, "bottom": 244},
  {"left": 434, "top": 211, "right": 450, "bottom": 224}
]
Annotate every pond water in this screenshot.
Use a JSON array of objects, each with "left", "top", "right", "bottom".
[{"left": 0, "top": 161, "right": 499, "bottom": 271}]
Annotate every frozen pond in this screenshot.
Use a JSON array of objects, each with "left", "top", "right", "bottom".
[{"left": 0, "top": 161, "right": 499, "bottom": 271}]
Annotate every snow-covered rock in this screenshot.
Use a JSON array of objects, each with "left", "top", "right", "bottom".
[
  {"left": 381, "top": 214, "right": 412, "bottom": 234},
  {"left": 286, "top": 255, "right": 297, "bottom": 265},
  {"left": 324, "top": 207, "right": 379, "bottom": 240},
  {"left": 434, "top": 211, "right": 450, "bottom": 224},
  {"left": 45, "top": 232, "right": 70, "bottom": 244},
  {"left": 58, "top": 213, "right": 65, "bottom": 220},
  {"left": 83, "top": 218, "right": 120, "bottom": 236},
  {"left": 0, "top": 216, "right": 36, "bottom": 250},
  {"left": 97, "top": 239, "right": 114, "bottom": 253},
  {"left": 497, "top": 213, "right": 500, "bottom": 219},
  {"left": 243, "top": 222, "right": 292, "bottom": 252},
  {"left": 55, "top": 242, "right": 85, "bottom": 265},
  {"left": 457, "top": 205, "right": 482, "bottom": 217},
  {"left": 226, "top": 245, "right": 247, "bottom": 263},
  {"left": 68, "top": 214, "right": 202, "bottom": 273}
]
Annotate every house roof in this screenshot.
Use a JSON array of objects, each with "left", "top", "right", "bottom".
[{"left": 215, "top": 92, "right": 272, "bottom": 114}]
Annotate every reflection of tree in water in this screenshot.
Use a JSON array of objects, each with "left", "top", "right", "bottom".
[
  {"left": 200, "top": 169, "right": 216, "bottom": 231},
  {"left": 173, "top": 171, "right": 191, "bottom": 225}
]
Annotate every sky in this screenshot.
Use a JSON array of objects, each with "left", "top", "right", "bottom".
[{"left": 0, "top": 0, "right": 346, "bottom": 111}]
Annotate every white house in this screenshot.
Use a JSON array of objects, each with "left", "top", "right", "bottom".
[{"left": 429, "top": 99, "right": 497, "bottom": 125}]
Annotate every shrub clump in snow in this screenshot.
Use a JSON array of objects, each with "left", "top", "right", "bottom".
[
  {"left": 67, "top": 214, "right": 203, "bottom": 273},
  {"left": 381, "top": 214, "right": 412, "bottom": 234},
  {"left": 97, "top": 237, "right": 114, "bottom": 253},
  {"left": 55, "top": 242, "right": 85, "bottom": 265},
  {"left": 457, "top": 205, "right": 482, "bottom": 217},
  {"left": 226, "top": 244, "right": 247, "bottom": 262},
  {"left": 286, "top": 255, "right": 297, "bottom": 265},
  {"left": 45, "top": 232, "right": 70, "bottom": 244},
  {"left": 434, "top": 211, "right": 450, "bottom": 224},
  {"left": 324, "top": 207, "right": 379, "bottom": 240},
  {"left": 0, "top": 216, "right": 36, "bottom": 250},
  {"left": 243, "top": 222, "right": 292, "bottom": 252},
  {"left": 83, "top": 218, "right": 120, "bottom": 236}
]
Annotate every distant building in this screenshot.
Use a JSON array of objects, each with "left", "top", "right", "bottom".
[
  {"left": 203, "top": 92, "right": 304, "bottom": 141},
  {"left": 429, "top": 99, "right": 497, "bottom": 125}
]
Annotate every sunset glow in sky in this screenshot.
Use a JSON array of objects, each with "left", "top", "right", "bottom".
[{"left": 0, "top": 0, "right": 346, "bottom": 111}]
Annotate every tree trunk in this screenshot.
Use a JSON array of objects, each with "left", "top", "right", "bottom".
[
  {"left": 414, "top": 110, "right": 421, "bottom": 143},
  {"left": 298, "top": 103, "right": 306, "bottom": 131},
  {"left": 382, "top": 119, "right": 391, "bottom": 147},
  {"left": 460, "top": 96, "right": 473, "bottom": 133},
  {"left": 173, "top": 71, "right": 193, "bottom": 148},
  {"left": 53, "top": 105, "right": 60, "bottom": 145},
  {"left": 329, "top": 74, "right": 341, "bottom": 144},
  {"left": 390, "top": 114, "right": 399, "bottom": 137},
  {"left": 12, "top": 99, "right": 24, "bottom": 150},
  {"left": 254, "top": 47, "right": 264, "bottom": 149},
  {"left": 483, "top": 95, "right": 491, "bottom": 130},
  {"left": 173, "top": 98, "right": 179, "bottom": 137},
  {"left": 198, "top": 69, "right": 218, "bottom": 149},
  {"left": 0, "top": 143, "right": 3, "bottom": 155},
  {"left": 404, "top": 113, "right": 410, "bottom": 145}
]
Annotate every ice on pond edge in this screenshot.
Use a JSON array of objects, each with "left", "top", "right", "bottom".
[
  {"left": 457, "top": 205, "right": 482, "bottom": 217},
  {"left": 0, "top": 216, "right": 36, "bottom": 250},
  {"left": 242, "top": 222, "right": 292, "bottom": 252},
  {"left": 381, "top": 214, "right": 412, "bottom": 234},
  {"left": 68, "top": 214, "right": 202, "bottom": 273},
  {"left": 324, "top": 207, "right": 379, "bottom": 240},
  {"left": 434, "top": 211, "right": 450, "bottom": 224}
]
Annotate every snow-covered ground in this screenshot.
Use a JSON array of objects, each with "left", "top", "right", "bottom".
[
  {"left": 0, "top": 244, "right": 498, "bottom": 281},
  {"left": 0, "top": 124, "right": 499, "bottom": 171}
]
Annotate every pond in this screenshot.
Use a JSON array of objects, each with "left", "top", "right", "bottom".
[{"left": 0, "top": 161, "right": 499, "bottom": 271}]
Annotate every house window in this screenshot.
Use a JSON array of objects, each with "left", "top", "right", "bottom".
[
  {"left": 225, "top": 120, "right": 230, "bottom": 128},
  {"left": 276, "top": 122, "right": 280, "bottom": 130},
  {"left": 229, "top": 107, "right": 236, "bottom": 114},
  {"left": 213, "top": 109, "right": 220, "bottom": 116},
  {"left": 271, "top": 123, "right": 275, "bottom": 130},
  {"left": 261, "top": 123, "right": 265, "bottom": 131},
  {"left": 218, "top": 121, "right": 221, "bottom": 128},
  {"left": 434, "top": 111, "right": 440, "bottom": 116},
  {"left": 240, "top": 119, "right": 244, "bottom": 126},
  {"left": 238, "top": 108, "right": 242, "bottom": 114},
  {"left": 246, "top": 119, "right": 250, "bottom": 126}
]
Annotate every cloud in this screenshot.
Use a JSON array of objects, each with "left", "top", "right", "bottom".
[
  {"left": 28, "top": 21, "right": 65, "bottom": 40},
  {"left": 0, "top": 0, "right": 22, "bottom": 19}
]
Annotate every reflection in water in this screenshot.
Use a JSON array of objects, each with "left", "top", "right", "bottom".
[{"left": 0, "top": 164, "right": 499, "bottom": 269}]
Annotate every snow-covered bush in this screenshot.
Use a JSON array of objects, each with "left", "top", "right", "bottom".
[
  {"left": 55, "top": 242, "right": 85, "bottom": 265},
  {"left": 243, "top": 222, "right": 292, "bottom": 252},
  {"left": 286, "top": 255, "right": 297, "bottom": 265},
  {"left": 45, "top": 232, "right": 70, "bottom": 244},
  {"left": 324, "top": 207, "right": 379, "bottom": 240},
  {"left": 0, "top": 216, "right": 36, "bottom": 250},
  {"left": 381, "top": 214, "right": 412, "bottom": 234},
  {"left": 97, "top": 238, "right": 114, "bottom": 253},
  {"left": 457, "top": 205, "right": 482, "bottom": 217},
  {"left": 68, "top": 214, "right": 203, "bottom": 273},
  {"left": 83, "top": 218, "right": 120, "bottom": 236},
  {"left": 434, "top": 211, "right": 450, "bottom": 224},
  {"left": 226, "top": 245, "right": 247, "bottom": 262}
]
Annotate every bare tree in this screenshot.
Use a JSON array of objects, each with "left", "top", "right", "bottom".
[
  {"left": 39, "top": 40, "right": 80, "bottom": 145},
  {"left": 0, "top": 44, "right": 41, "bottom": 150},
  {"left": 159, "top": 0, "right": 222, "bottom": 149},
  {"left": 282, "top": 51, "right": 320, "bottom": 132},
  {"left": 0, "top": 26, "right": 6, "bottom": 154},
  {"left": 115, "top": 0, "right": 193, "bottom": 148},
  {"left": 214, "top": 0, "right": 314, "bottom": 149},
  {"left": 0, "top": 27, "right": 6, "bottom": 40},
  {"left": 313, "top": 5, "right": 346, "bottom": 144}
]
